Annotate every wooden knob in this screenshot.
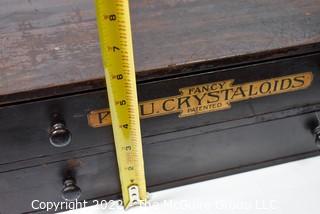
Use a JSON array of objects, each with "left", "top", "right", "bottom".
[
  {"left": 49, "top": 123, "right": 72, "bottom": 147},
  {"left": 314, "top": 125, "right": 320, "bottom": 148},
  {"left": 61, "top": 178, "right": 81, "bottom": 201}
]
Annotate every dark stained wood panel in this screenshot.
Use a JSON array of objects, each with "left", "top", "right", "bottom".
[{"left": 0, "top": 0, "right": 320, "bottom": 102}]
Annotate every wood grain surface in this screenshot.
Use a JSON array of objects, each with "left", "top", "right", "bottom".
[{"left": 0, "top": 0, "right": 320, "bottom": 102}]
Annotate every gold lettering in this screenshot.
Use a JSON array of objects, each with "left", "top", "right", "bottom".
[{"left": 87, "top": 72, "right": 313, "bottom": 128}]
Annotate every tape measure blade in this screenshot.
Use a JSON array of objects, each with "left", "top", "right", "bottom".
[{"left": 95, "top": 0, "right": 147, "bottom": 208}]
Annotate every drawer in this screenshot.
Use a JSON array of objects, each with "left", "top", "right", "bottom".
[
  {"left": 0, "top": 53, "right": 320, "bottom": 166},
  {"left": 0, "top": 110, "right": 319, "bottom": 213}
]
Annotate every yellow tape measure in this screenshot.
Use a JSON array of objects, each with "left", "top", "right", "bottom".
[{"left": 95, "top": 0, "right": 147, "bottom": 208}]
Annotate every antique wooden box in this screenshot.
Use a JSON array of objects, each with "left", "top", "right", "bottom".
[{"left": 1, "top": 0, "right": 320, "bottom": 213}]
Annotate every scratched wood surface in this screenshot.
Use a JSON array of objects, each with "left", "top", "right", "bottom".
[{"left": 0, "top": 0, "right": 320, "bottom": 103}]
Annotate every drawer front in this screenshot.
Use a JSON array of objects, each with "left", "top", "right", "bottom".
[
  {"left": 0, "top": 111, "right": 319, "bottom": 213},
  {"left": 0, "top": 53, "right": 320, "bottom": 165}
]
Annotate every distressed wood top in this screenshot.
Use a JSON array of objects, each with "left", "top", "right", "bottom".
[{"left": 1, "top": 0, "right": 320, "bottom": 104}]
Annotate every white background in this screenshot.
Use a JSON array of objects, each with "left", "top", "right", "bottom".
[{"left": 62, "top": 156, "right": 320, "bottom": 214}]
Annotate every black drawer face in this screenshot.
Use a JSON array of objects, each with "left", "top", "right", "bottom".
[
  {"left": 0, "top": 153, "right": 120, "bottom": 214},
  {"left": 0, "top": 53, "right": 320, "bottom": 165},
  {"left": 0, "top": 111, "right": 319, "bottom": 213}
]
